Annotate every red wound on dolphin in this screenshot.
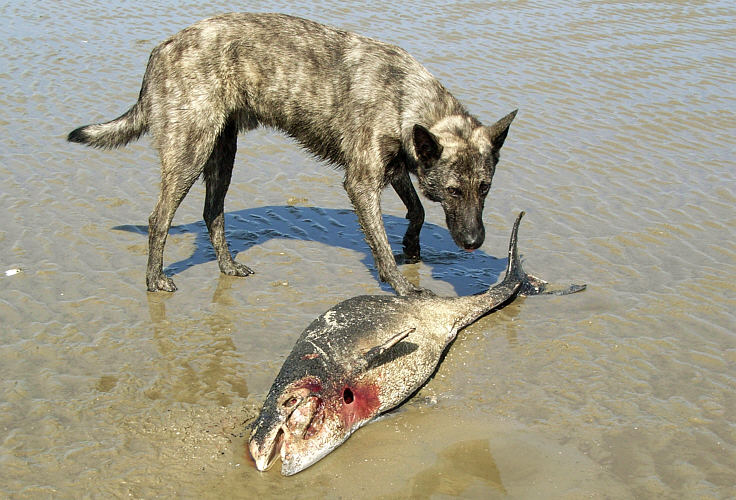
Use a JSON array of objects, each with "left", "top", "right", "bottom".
[
  {"left": 339, "top": 383, "right": 379, "bottom": 428},
  {"left": 343, "top": 388, "right": 354, "bottom": 404}
]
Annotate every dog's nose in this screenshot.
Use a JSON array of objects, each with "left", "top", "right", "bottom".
[{"left": 461, "top": 234, "right": 483, "bottom": 251}]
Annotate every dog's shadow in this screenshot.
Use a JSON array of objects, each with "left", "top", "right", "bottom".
[{"left": 114, "top": 205, "right": 506, "bottom": 295}]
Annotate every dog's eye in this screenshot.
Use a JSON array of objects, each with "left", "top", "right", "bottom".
[
  {"left": 446, "top": 187, "right": 462, "bottom": 198},
  {"left": 479, "top": 183, "right": 491, "bottom": 196}
]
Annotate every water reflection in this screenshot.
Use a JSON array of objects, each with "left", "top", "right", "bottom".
[
  {"left": 399, "top": 439, "right": 506, "bottom": 498},
  {"left": 145, "top": 292, "right": 249, "bottom": 406}
]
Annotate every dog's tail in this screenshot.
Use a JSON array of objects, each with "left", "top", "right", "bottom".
[{"left": 67, "top": 99, "right": 147, "bottom": 149}]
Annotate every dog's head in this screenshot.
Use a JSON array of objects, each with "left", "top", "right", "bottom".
[{"left": 413, "top": 110, "right": 517, "bottom": 251}]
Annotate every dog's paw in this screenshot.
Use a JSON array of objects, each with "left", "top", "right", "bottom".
[
  {"left": 402, "top": 252, "right": 421, "bottom": 264},
  {"left": 406, "top": 285, "right": 436, "bottom": 297},
  {"left": 401, "top": 239, "right": 421, "bottom": 264},
  {"left": 221, "top": 261, "right": 255, "bottom": 277},
  {"left": 393, "top": 252, "right": 420, "bottom": 265},
  {"left": 147, "top": 274, "right": 177, "bottom": 292},
  {"left": 390, "top": 277, "right": 433, "bottom": 297}
]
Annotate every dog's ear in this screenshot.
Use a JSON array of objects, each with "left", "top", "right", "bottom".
[
  {"left": 488, "top": 109, "right": 517, "bottom": 152},
  {"left": 413, "top": 124, "right": 443, "bottom": 165}
]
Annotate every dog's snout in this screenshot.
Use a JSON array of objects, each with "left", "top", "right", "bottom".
[
  {"left": 461, "top": 234, "right": 484, "bottom": 251},
  {"left": 459, "top": 223, "right": 485, "bottom": 251},
  {"left": 447, "top": 211, "right": 485, "bottom": 252}
]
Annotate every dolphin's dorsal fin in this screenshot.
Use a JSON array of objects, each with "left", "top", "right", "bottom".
[{"left": 357, "top": 327, "right": 415, "bottom": 371}]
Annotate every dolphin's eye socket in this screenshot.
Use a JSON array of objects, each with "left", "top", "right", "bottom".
[
  {"left": 446, "top": 186, "right": 462, "bottom": 198},
  {"left": 479, "top": 182, "right": 490, "bottom": 196},
  {"left": 283, "top": 397, "right": 299, "bottom": 408},
  {"left": 343, "top": 388, "right": 354, "bottom": 405}
]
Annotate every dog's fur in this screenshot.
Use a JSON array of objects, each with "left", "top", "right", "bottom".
[{"left": 68, "top": 13, "right": 516, "bottom": 294}]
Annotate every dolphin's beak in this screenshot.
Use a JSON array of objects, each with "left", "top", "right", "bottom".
[{"left": 250, "top": 425, "right": 284, "bottom": 471}]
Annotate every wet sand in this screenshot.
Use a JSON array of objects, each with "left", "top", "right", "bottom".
[{"left": 1, "top": 1, "right": 734, "bottom": 498}]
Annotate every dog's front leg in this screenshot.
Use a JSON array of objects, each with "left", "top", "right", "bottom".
[
  {"left": 345, "top": 174, "right": 420, "bottom": 295},
  {"left": 390, "top": 168, "right": 424, "bottom": 263}
]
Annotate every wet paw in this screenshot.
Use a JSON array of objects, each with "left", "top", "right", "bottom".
[
  {"left": 402, "top": 252, "right": 421, "bottom": 264},
  {"left": 406, "top": 285, "right": 436, "bottom": 297},
  {"left": 390, "top": 277, "right": 432, "bottom": 296},
  {"left": 147, "top": 274, "right": 177, "bottom": 292},
  {"left": 394, "top": 252, "right": 420, "bottom": 265},
  {"left": 221, "top": 261, "right": 255, "bottom": 277},
  {"left": 401, "top": 239, "right": 421, "bottom": 264}
]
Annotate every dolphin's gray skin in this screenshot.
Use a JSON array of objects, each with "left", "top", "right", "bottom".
[{"left": 249, "top": 212, "right": 584, "bottom": 475}]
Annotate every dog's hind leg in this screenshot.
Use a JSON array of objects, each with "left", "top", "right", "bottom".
[
  {"left": 391, "top": 168, "right": 424, "bottom": 263},
  {"left": 203, "top": 118, "right": 254, "bottom": 278},
  {"left": 146, "top": 128, "right": 216, "bottom": 292}
]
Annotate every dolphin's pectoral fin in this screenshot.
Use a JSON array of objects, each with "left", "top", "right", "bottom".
[
  {"left": 363, "top": 327, "right": 415, "bottom": 361},
  {"left": 356, "top": 328, "right": 416, "bottom": 372}
]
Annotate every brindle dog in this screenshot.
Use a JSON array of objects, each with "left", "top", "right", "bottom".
[{"left": 68, "top": 13, "right": 516, "bottom": 294}]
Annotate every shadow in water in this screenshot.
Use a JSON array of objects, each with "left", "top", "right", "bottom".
[{"left": 114, "top": 205, "right": 507, "bottom": 295}]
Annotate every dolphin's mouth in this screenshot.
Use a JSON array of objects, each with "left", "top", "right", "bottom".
[
  {"left": 265, "top": 427, "right": 285, "bottom": 470},
  {"left": 252, "top": 396, "right": 326, "bottom": 473},
  {"left": 250, "top": 426, "right": 284, "bottom": 472}
]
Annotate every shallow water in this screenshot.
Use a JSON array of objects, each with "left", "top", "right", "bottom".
[{"left": 1, "top": 0, "right": 735, "bottom": 498}]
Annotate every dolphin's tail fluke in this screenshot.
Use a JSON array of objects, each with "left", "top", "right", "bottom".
[
  {"left": 451, "top": 211, "right": 586, "bottom": 329},
  {"left": 499, "top": 211, "right": 525, "bottom": 287},
  {"left": 500, "top": 211, "right": 587, "bottom": 296},
  {"left": 450, "top": 212, "right": 527, "bottom": 328}
]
